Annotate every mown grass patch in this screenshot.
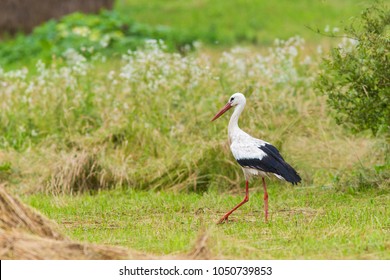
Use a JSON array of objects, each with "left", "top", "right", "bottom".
[{"left": 23, "top": 186, "right": 390, "bottom": 259}]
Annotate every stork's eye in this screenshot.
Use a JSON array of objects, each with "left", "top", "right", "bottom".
[{"left": 230, "top": 97, "right": 235, "bottom": 102}]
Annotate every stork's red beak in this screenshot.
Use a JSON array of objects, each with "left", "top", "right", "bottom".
[{"left": 211, "top": 102, "right": 232, "bottom": 121}]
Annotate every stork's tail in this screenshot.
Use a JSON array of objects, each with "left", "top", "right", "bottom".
[
  {"left": 279, "top": 163, "right": 301, "bottom": 185},
  {"left": 258, "top": 143, "right": 302, "bottom": 185}
]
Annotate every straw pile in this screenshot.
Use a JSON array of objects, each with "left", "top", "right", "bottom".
[
  {"left": 0, "top": 184, "right": 64, "bottom": 240},
  {"left": 0, "top": 230, "right": 153, "bottom": 260}
]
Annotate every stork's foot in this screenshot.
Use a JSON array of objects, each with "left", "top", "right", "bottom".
[{"left": 216, "top": 215, "right": 229, "bottom": 224}]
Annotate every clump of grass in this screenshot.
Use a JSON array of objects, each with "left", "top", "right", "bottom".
[
  {"left": 0, "top": 161, "right": 12, "bottom": 181},
  {"left": 135, "top": 144, "right": 241, "bottom": 192},
  {"left": 331, "top": 140, "right": 390, "bottom": 192},
  {"left": 337, "top": 161, "right": 390, "bottom": 192},
  {"left": 48, "top": 149, "right": 114, "bottom": 195}
]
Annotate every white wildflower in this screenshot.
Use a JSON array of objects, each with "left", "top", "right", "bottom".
[
  {"left": 338, "top": 38, "right": 359, "bottom": 53},
  {"left": 100, "top": 34, "right": 111, "bottom": 48},
  {"left": 301, "top": 56, "right": 312, "bottom": 65},
  {"left": 288, "top": 46, "right": 298, "bottom": 57},
  {"left": 193, "top": 41, "right": 203, "bottom": 50},
  {"left": 63, "top": 48, "right": 88, "bottom": 75},
  {"left": 108, "top": 70, "right": 116, "bottom": 80},
  {"left": 324, "top": 25, "right": 330, "bottom": 33},
  {"left": 26, "top": 82, "right": 35, "bottom": 93},
  {"left": 72, "top": 26, "right": 90, "bottom": 37}
]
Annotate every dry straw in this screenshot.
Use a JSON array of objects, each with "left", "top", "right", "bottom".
[
  {"left": 48, "top": 149, "right": 114, "bottom": 194},
  {"left": 0, "top": 184, "right": 64, "bottom": 240}
]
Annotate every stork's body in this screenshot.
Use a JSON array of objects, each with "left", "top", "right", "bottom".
[{"left": 212, "top": 93, "right": 301, "bottom": 223}]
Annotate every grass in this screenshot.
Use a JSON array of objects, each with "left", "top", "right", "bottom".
[
  {"left": 23, "top": 186, "right": 390, "bottom": 259},
  {"left": 115, "top": 0, "right": 377, "bottom": 45}
]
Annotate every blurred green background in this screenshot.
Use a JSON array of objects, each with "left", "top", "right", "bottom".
[
  {"left": 0, "top": 0, "right": 377, "bottom": 68},
  {"left": 115, "top": 0, "right": 373, "bottom": 45}
]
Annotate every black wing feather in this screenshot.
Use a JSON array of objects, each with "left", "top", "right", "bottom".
[{"left": 237, "top": 143, "right": 301, "bottom": 185}]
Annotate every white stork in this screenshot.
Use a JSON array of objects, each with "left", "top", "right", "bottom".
[{"left": 212, "top": 93, "right": 301, "bottom": 224}]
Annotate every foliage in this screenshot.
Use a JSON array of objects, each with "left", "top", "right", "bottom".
[
  {"left": 0, "top": 10, "right": 195, "bottom": 68},
  {"left": 317, "top": 2, "right": 390, "bottom": 135}
]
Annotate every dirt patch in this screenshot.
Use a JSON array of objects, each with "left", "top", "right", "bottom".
[{"left": 277, "top": 207, "right": 322, "bottom": 217}]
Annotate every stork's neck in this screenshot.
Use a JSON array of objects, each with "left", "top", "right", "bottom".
[{"left": 228, "top": 102, "right": 245, "bottom": 139}]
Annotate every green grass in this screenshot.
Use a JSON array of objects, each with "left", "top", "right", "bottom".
[
  {"left": 23, "top": 186, "right": 390, "bottom": 259},
  {"left": 115, "top": 0, "right": 376, "bottom": 44}
]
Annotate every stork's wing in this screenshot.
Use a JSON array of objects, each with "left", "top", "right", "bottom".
[{"left": 231, "top": 140, "right": 301, "bottom": 185}]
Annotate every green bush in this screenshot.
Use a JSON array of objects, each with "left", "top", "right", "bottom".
[
  {"left": 0, "top": 10, "right": 196, "bottom": 68},
  {"left": 317, "top": 2, "right": 389, "bottom": 135}
]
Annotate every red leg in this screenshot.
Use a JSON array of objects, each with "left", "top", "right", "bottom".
[
  {"left": 262, "top": 177, "right": 269, "bottom": 222},
  {"left": 217, "top": 180, "right": 249, "bottom": 224}
]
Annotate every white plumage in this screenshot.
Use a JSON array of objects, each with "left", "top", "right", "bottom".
[{"left": 212, "top": 93, "right": 301, "bottom": 223}]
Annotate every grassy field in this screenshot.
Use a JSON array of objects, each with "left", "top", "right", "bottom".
[
  {"left": 115, "top": 0, "right": 376, "bottom": 44},
  {"left": 23, "top": 187, "right": 390, "bottom": 259},
  {"left": 0, "top": 0, "right": 389, "bottom": 260}
]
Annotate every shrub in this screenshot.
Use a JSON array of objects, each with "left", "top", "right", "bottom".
[
  {"left": 0, "top": 10, "right": 196, "bottom": 68},
  {"left": 316, "top": 2, "right": 389, "bottom": 135}
]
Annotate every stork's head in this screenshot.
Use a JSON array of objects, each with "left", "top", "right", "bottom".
[{"left": 211, "top": 93, "right": 246, "bottom": 121}]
